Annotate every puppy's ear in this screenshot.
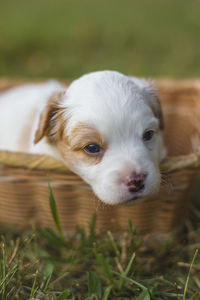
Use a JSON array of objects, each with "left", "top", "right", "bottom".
[
  {"left": 147, "top": 92, "right": 164, "bottom": 130},
  {"left": 130, "top": 77, "right": 164, "bottom": 130},
  {"left": 34, "top": 91, "right": 65, "bottom": 144}
]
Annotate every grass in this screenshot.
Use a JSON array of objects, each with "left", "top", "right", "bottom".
[
  {"left": 0, "top": 0, "right": 200, "bottom": 79},
  {"left": 0, "top": 184, "right": 200, "bottom": 299}
]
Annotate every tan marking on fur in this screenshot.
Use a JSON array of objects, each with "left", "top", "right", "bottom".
[
  {"left": 150, "top": 93, "right": 164, "bottom": 130},
  {"left": 35, "top": 94, "right": 106, "bottom": 165},
  {"left": 57, "top": 122, "right": 107, "bottom": 166},
  {"left": 34, "top": 91, "right": 65, "bottom": 144},
  {"left": 70, "top": 122, "right": 106, "bottom": 150},
  {"left": 57, "top": 139, "right": 102, "bottom": 166}
]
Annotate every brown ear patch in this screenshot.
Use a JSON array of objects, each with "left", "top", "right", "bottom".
[
  {"left": 34, "top": 91, "right": 66, "bottom": 144},
  {"left": 144, "top": 87, "right": 164, "bottom": 130},
  {"left": 151, "top": 95, "right": 164, "bottom": 130},
  {"left": 138, "top": 80, "right": 164, "bottom": 130}
]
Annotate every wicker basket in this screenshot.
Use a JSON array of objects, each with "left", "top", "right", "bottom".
[{"left": 0, "top": 79, "right": 199, "bottom": 234}]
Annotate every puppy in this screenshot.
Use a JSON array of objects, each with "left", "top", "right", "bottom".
[{"left": 0, "top": 71, "right": 165, "bottom": 205}]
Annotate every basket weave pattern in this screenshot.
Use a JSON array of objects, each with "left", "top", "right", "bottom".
[{"left": 0, "top": 79, "right": 199, "bottom": 233}]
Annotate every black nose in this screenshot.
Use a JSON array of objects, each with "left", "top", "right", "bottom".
[{"left": 125, "top": 173, "right": 147, "bottom": 193}]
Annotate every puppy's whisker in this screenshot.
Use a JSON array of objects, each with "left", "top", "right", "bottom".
[{"left": 93, "top": 194, "right": 106, "bottom": 211}]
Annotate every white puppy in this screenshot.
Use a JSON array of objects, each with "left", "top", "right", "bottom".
[{"left": 0, "top": 71, "right": 165, "bottom": 204}]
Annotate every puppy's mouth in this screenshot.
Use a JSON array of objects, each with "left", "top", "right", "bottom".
[
  {"left": 124, "top": 194, "right": 147, "bottom": 205},
  {"left": 126, "top": 196, "right": 140, "bottom": 203},
  {"left": 125, "top": 196, "right": 139, "bottom": 204}
]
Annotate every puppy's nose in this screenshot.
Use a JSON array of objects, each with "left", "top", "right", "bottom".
[{"left": 124, "top": 172, "right": 147, "bottom": 193}]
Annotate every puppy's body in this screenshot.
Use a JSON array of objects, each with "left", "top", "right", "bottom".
[
  {"left": 0, "top": 71, "right": 165, "bottom": 204},
  {"left": 0, "top": 80, "right": 63, "bottom": 158}
]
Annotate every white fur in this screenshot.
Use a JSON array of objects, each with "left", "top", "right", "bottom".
[
  {"left": 0, "top": 71, "right": 165, "bottom": 204},
  {"left": 0, "top": 80, "right": 63, "bottom": 158}
]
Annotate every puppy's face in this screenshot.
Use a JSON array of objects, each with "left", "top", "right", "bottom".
[{"left": 35, "top": 71, "right": 164, "bottom": 205}]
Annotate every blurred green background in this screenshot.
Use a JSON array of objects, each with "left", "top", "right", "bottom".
[{"left": 0, "top": 0, "right": 200, "bottom": 79}]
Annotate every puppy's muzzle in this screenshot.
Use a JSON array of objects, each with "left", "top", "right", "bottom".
[{"left": 124, "top": 172, "right": 147, "bottom": 193}]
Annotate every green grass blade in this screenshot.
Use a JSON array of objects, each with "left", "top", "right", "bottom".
[
  {"left": 88, "top": 272, "right": 102, "bottom": 298},
  {"left": 189, "top": 287, "right": 200, "bottom": 300},
  {"left": 56, "top": 290, "right": 71, "bottom": 300},
  {"left": 30, "top": 270, "right": 38, "bottom": 298},
  {"left": 1, "top": 243, "right": 6, "bottom": 300},
  {"left": 118, "top": 252, "right": 135, "bottom": 289},
  {"left": 107, "top": 231, "right": 120, "bottom": 258},
  {"left": 183, "top": 249, "right": 199, "bottom": 300},
  {"left": 37, "top": 227, "right": 65, "bottom": 247},
  {"left": 114, "top": 272, "right": 148, "bottom": 291},
  {"left": 96, "top": 253, "right": 113, "bottom": 283},
  {"left": 136, "top": 289, "right": 151, "bottom": 300},
  {"left": 43, "top": 271, "right": 53, "bottom": 291},
  {"left": 48, "top": 180, "right": 64, "bottom": 242},
  {"left": 102, "top": 285, "right": 113, "bottom": 300}
]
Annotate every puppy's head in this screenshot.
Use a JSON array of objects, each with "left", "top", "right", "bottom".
[{"left": 35, "top": 71, "right": 164, "bottom": 205}]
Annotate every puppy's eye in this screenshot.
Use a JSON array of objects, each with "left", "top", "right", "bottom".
[
  {"left": 84, "top": 144, "right": 102, "bottom": 155},
  {"left": 143, "top": 130, "right": 154, "bottom": 141}
]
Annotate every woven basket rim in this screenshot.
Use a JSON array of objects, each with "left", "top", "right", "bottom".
[{"left": 0, "top": 150, "right": 199, "bottom": 173}]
